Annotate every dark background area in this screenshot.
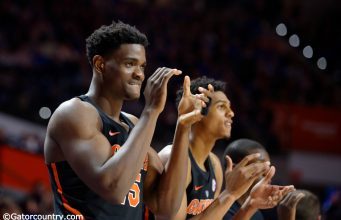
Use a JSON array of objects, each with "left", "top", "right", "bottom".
[{"left": 0, "top": 0, "right": 340, "bottom": 218}]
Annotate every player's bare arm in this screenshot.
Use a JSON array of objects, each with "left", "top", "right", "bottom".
[
  {"left": 163, "top": 153, "right": 269, "bottom": 220},
  {"left": 45, "top": 67, "right": 181, "bottom": 204},
  {"left": 157, "top": 145, "right": 192, "bottom": 220},
  {"left": 144, "top": 76, "right": 207, "bottom": 218}
]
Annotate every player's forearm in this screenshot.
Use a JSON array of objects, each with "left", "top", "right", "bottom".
[
  {"left": 156, "top": 123, "right": 190, "bottom": 215},
  {"left": 103, "top": 109, "right": 159, "bottom": 200},
  {"left": 232, "top": 197, "right": 257, "bottom": 220},
  {"left": 189, "top": 190, "right": 236, "bottom": 220}
]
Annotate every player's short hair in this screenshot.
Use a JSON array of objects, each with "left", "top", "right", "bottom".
[
  {"left": 223, "top": 138, "right": 266, "bottom": 169},
  {"left": 296, "top": 190, "right": 321, "bottom": 220},
  {"left": 86, "top": 20, "right": 149, "bottom": 66},
  {"left": 175, "top": 76, "right": 226, "bottom": 107}
]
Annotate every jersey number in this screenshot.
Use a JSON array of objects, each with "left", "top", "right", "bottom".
[{"left": 121, "top": 173, "right": 141, "bottom": 207}]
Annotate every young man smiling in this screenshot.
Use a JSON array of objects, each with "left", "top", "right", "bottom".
[
  {"left": 44, "top": 21, "right": 204, "bottom": 220},
  {"left": 159, "top": 76, "right": 293, "bottom": 220}
]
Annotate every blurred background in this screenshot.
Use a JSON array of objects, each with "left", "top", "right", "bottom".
[{"left": 0, "top": 0, "right": 340, "bottom": 218}]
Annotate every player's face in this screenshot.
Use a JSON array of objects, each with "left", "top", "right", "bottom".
[
  {"left": 202, "top": 91, "right": 234, "bottom": 139},
  {"left": 104, "top": 44, "right": 146, "bottom": 100}
]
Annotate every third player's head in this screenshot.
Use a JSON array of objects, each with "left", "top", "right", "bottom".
[
  {"left": 223, "top": 139, "right": 270, "bottom": 168},
  {"left": 86, "top": 21, "right": 149, "bottom": 100},
  {"left": 176, "top": 76, "right": 234, "bottom": 140},
  {"left": 223, "top": 139, "right": 270, "bottom": 192}
]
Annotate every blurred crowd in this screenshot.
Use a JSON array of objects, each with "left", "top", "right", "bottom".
[
  {"left": 0, "top": 0, "right": 340, "bottom": 219},
  {"left": 0, "top": 128, "right": 44, "bottom": 154},
  {"left": 0, "top": 0, "right": 340, "bottom": 153},
  {"left": 0, "top": 182, "right": 53, "bottom": 215}
]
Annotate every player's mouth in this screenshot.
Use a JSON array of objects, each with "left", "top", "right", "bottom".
[
  {"left": 225, "top": 120, "right": 233, "bottom": 127},
  {"left": 128, "top": 81, "right": 142, "bottom": 86}
]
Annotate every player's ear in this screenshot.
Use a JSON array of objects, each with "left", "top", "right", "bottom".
[{"left": 93, "top": 55, "right": 105, "bottom": 74}]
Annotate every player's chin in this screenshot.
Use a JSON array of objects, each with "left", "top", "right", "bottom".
[
  {"left": 125, "top": 90, "right": 141, "bottom": 100},
  {"left": 222, "top": 129, "right": 232, "bottom": 139},
  {"left": 125, "top": 84, "right": 141, "bottom": 97}
]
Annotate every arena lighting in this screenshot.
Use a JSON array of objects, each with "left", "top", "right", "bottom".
[
  {"left": 303, "top": 45, "right": 313, "bottom": 58},
  {"left": 317, "top": 57, "right": 327, "bottom": 70},
  {"left": 39, "top": 106, "right": 52, "bottom": 119},
  {"left": 289, "top": 34, "right": 300, "bottom": 47},
  {"left": 276, "top": 24, "right": 326, "bottom": 71},
  {"left": 276, "top": 23, "right": 287, "bottom": 36}
]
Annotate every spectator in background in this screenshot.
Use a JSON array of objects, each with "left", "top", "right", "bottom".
[
  {"left": 0, "top": 196, "right": 22, "bottom": 214},
  {"left": 1, "top": 1, "right": 339, "bottom": 155},
  {"left": 324, "top": 189, "right": 341, "bottom": 220},
  {"left": 0, "top": 128, "right": 6, "bottom": 145}
]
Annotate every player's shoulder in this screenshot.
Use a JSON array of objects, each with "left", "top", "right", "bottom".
[
  {"left": 48, "top": 97, "right": 100, "bottom": 132},
  {"left": 121, "top": 111, "right": 139, "bottom": 125},
  {"left": 209, "top": 152, "right": 223, "bottom": 191},
  {"left": 209, "top": 152, "right": 220, "bottom": 162},
  {"left": 54, "top": 98, "right": 97, "bottom": 120},
  {"left": 209, "top": 152, "right": 222, "bottom": 170}
]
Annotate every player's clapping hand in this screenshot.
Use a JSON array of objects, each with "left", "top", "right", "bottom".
[
  {"left": 277, "top": 190, "right": 305, "bottom": 220},
  {"left": 246, "top": 166, "right": 295, "bottom": 209},
  {"left": 224, "top": 154, "right": 270, "bottom": 200}
]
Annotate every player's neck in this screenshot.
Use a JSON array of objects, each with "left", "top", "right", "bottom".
[
  {"left": 189, "top": 131, "right": 216, "bottom": 167},
  {"left": 87, "top": 80, "right": 123, "bottom": 121}
]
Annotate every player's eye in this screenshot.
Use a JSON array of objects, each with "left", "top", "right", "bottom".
[{"left": 125, "top": 62, "right": 134, "bottom": 68}]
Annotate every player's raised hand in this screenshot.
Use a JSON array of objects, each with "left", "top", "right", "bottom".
[
  {"left": 177, "top": 76, "right": 209, "bottom": 126},
  {"left": 144, "top": 67, "right": 182, "bottom": 114}
]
